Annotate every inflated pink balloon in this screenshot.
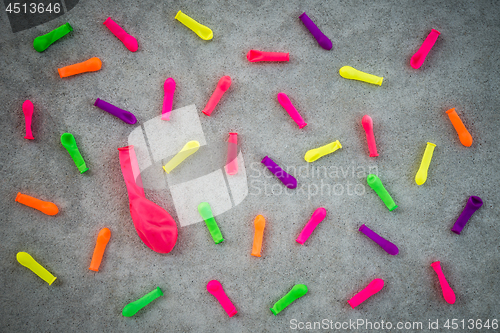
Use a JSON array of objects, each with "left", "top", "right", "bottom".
[{"left": 118, "top": 145, "right": 178, "bottom": 253}]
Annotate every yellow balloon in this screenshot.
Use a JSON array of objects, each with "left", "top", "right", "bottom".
[
  {"left": 175, "top": 10, "right": 213, "bottom": 40},
  {"left": 17, "top": 252, "right": 57, "bottom": 285},
  {"left": 163, "top": 140, "right": 200, "bottom": 173},
  {"left": 304, "top": 140, "right": 342, "bottom": 162},
  {"left": 339, "top": 66, "right": 383, "bottom": 86},
  {"left": 415, "top": 142, "right": 437, "bottom": 185}
]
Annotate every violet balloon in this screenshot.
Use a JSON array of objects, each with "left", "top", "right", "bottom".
[
  {"left": 299, "top": 12, "right": 332, "bottom": 50},
  {"left": 261, "top": 156, "right": 297, "bottom": 189},
  {"left": 95, "top": 98, "right": 137, "bottom": 124},
  {"left": 451, "top": 196, "right": 483, "bottom": 235},
  {"left": 359, "top": 224, "right": 399, "bottom": 255}
]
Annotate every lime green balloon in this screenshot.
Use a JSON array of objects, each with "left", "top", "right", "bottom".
[
  {"left": 61, "top": 133, "right": 88, "bottom": 174},
  {"left": 270, "top": 284, "right": 308, "bottom": 315},
  {"left": 198, "top": 202, "right": 224, "bottom": 244},
  {"left": 33, "top": 23, "right": 73, "bottom": 52},
  {"left": 367, "top": 174, "right": 397, "bottom": 211},
  {"left": 122, "top": 287, "right": 163, "bottom": 317}
]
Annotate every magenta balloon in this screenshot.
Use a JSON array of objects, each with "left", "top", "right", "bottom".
[{"left": 118, "top": 145, "right": 178, "bottom": 253}]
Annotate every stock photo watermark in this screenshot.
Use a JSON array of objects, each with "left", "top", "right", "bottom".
[
  {"left": 289, "top": 318, "right": 499, "bottom": 331},
  {"left": 249, "top": 162, "right": 379, "bottom": 199}
]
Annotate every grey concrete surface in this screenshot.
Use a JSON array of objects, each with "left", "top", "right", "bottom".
[{"left": 1, "top": 0, "right": 499, "bottom": 332}]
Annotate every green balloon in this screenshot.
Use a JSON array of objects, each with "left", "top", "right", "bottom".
[
  {"left": 61, "top": 133, "right": 88, "bottom": 174},
  {"left": 367, "top": 174, "right": 397, "bottom": 211},
  {"left": 33, "top": 23, "right": 73, "bottom": 52},
  {"left": 270, "top": 284, "right": 308, "bottom": 315},
  {"left": 198, "top": 202, "right": 224, "bottom": 244},
  {"left": 122, "top": 287, "right": 163, "bottom": 317}
]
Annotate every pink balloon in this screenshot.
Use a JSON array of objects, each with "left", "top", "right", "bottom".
[
  {"left": 348, "top": 278, "right": 384, "bottom": 308},
  {"left": 431, "top": 261, "right": 456, "bottom": 304},
  {"left": 23, "top": 100, "right": 34, "bottom": 140},
  {"left": 207, "top": 280, "right": 237, "bottom": 317},
  {"left": 103, "top": 17, "right": 138, "bottom": 52},
  {"left": 161, "top": 78, "right": 176, "bottom": 121},
  {"left": 296, "top": 208, "right": 326, "bottom": 245},
  {"left": 118, "top": 145, "right": 178, "bottom": 253},
  {"left": 410, "top": 29, "right": 440, "bottom": 69}
]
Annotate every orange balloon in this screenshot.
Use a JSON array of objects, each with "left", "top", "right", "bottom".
[
  {"left": 446, "top": 108, "right": 473, "bottom": 147},
  {"left": 15, "top": 192, "right": 58, "bottom": 215},
  {"left": 251, "top": 215, "right": 266, "bottom": 257},
  {"left": 89, "top": 228, "right": 111, "bottom": 272},
  {"left": 58, "top": 57, "right": 102, "bottom": 78}
]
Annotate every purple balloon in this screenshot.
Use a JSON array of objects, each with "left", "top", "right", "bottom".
[
  {"left": 94, "top": 98, "right": 137, "bottom": 124},
  {"left": 359, "top": 224, "right": 399, "bottom": 255},
  {"left": 261, "top": 156, "right": 297, "bottom": 189},
  {"left": 451, "top": 196, "right": 483, "bottom": 235},
  {"left": 299, "top": 12, "right": 332, "bottom": 50}
]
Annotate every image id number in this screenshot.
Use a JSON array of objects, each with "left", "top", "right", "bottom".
[
  {"left": 6, "top": 3, "right": 61, "bottom": 14},
  {"left": 444, "top": 319, "right": 498, "bottom": 330}
]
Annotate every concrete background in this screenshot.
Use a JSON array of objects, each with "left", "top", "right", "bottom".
[{"left": 1, "top": 0, "right": 499, "bottom": 332}]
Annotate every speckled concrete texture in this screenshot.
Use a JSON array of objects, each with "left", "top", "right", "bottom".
[{"left": 1, "top": 0, "right": 499, "bottom": 332}]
